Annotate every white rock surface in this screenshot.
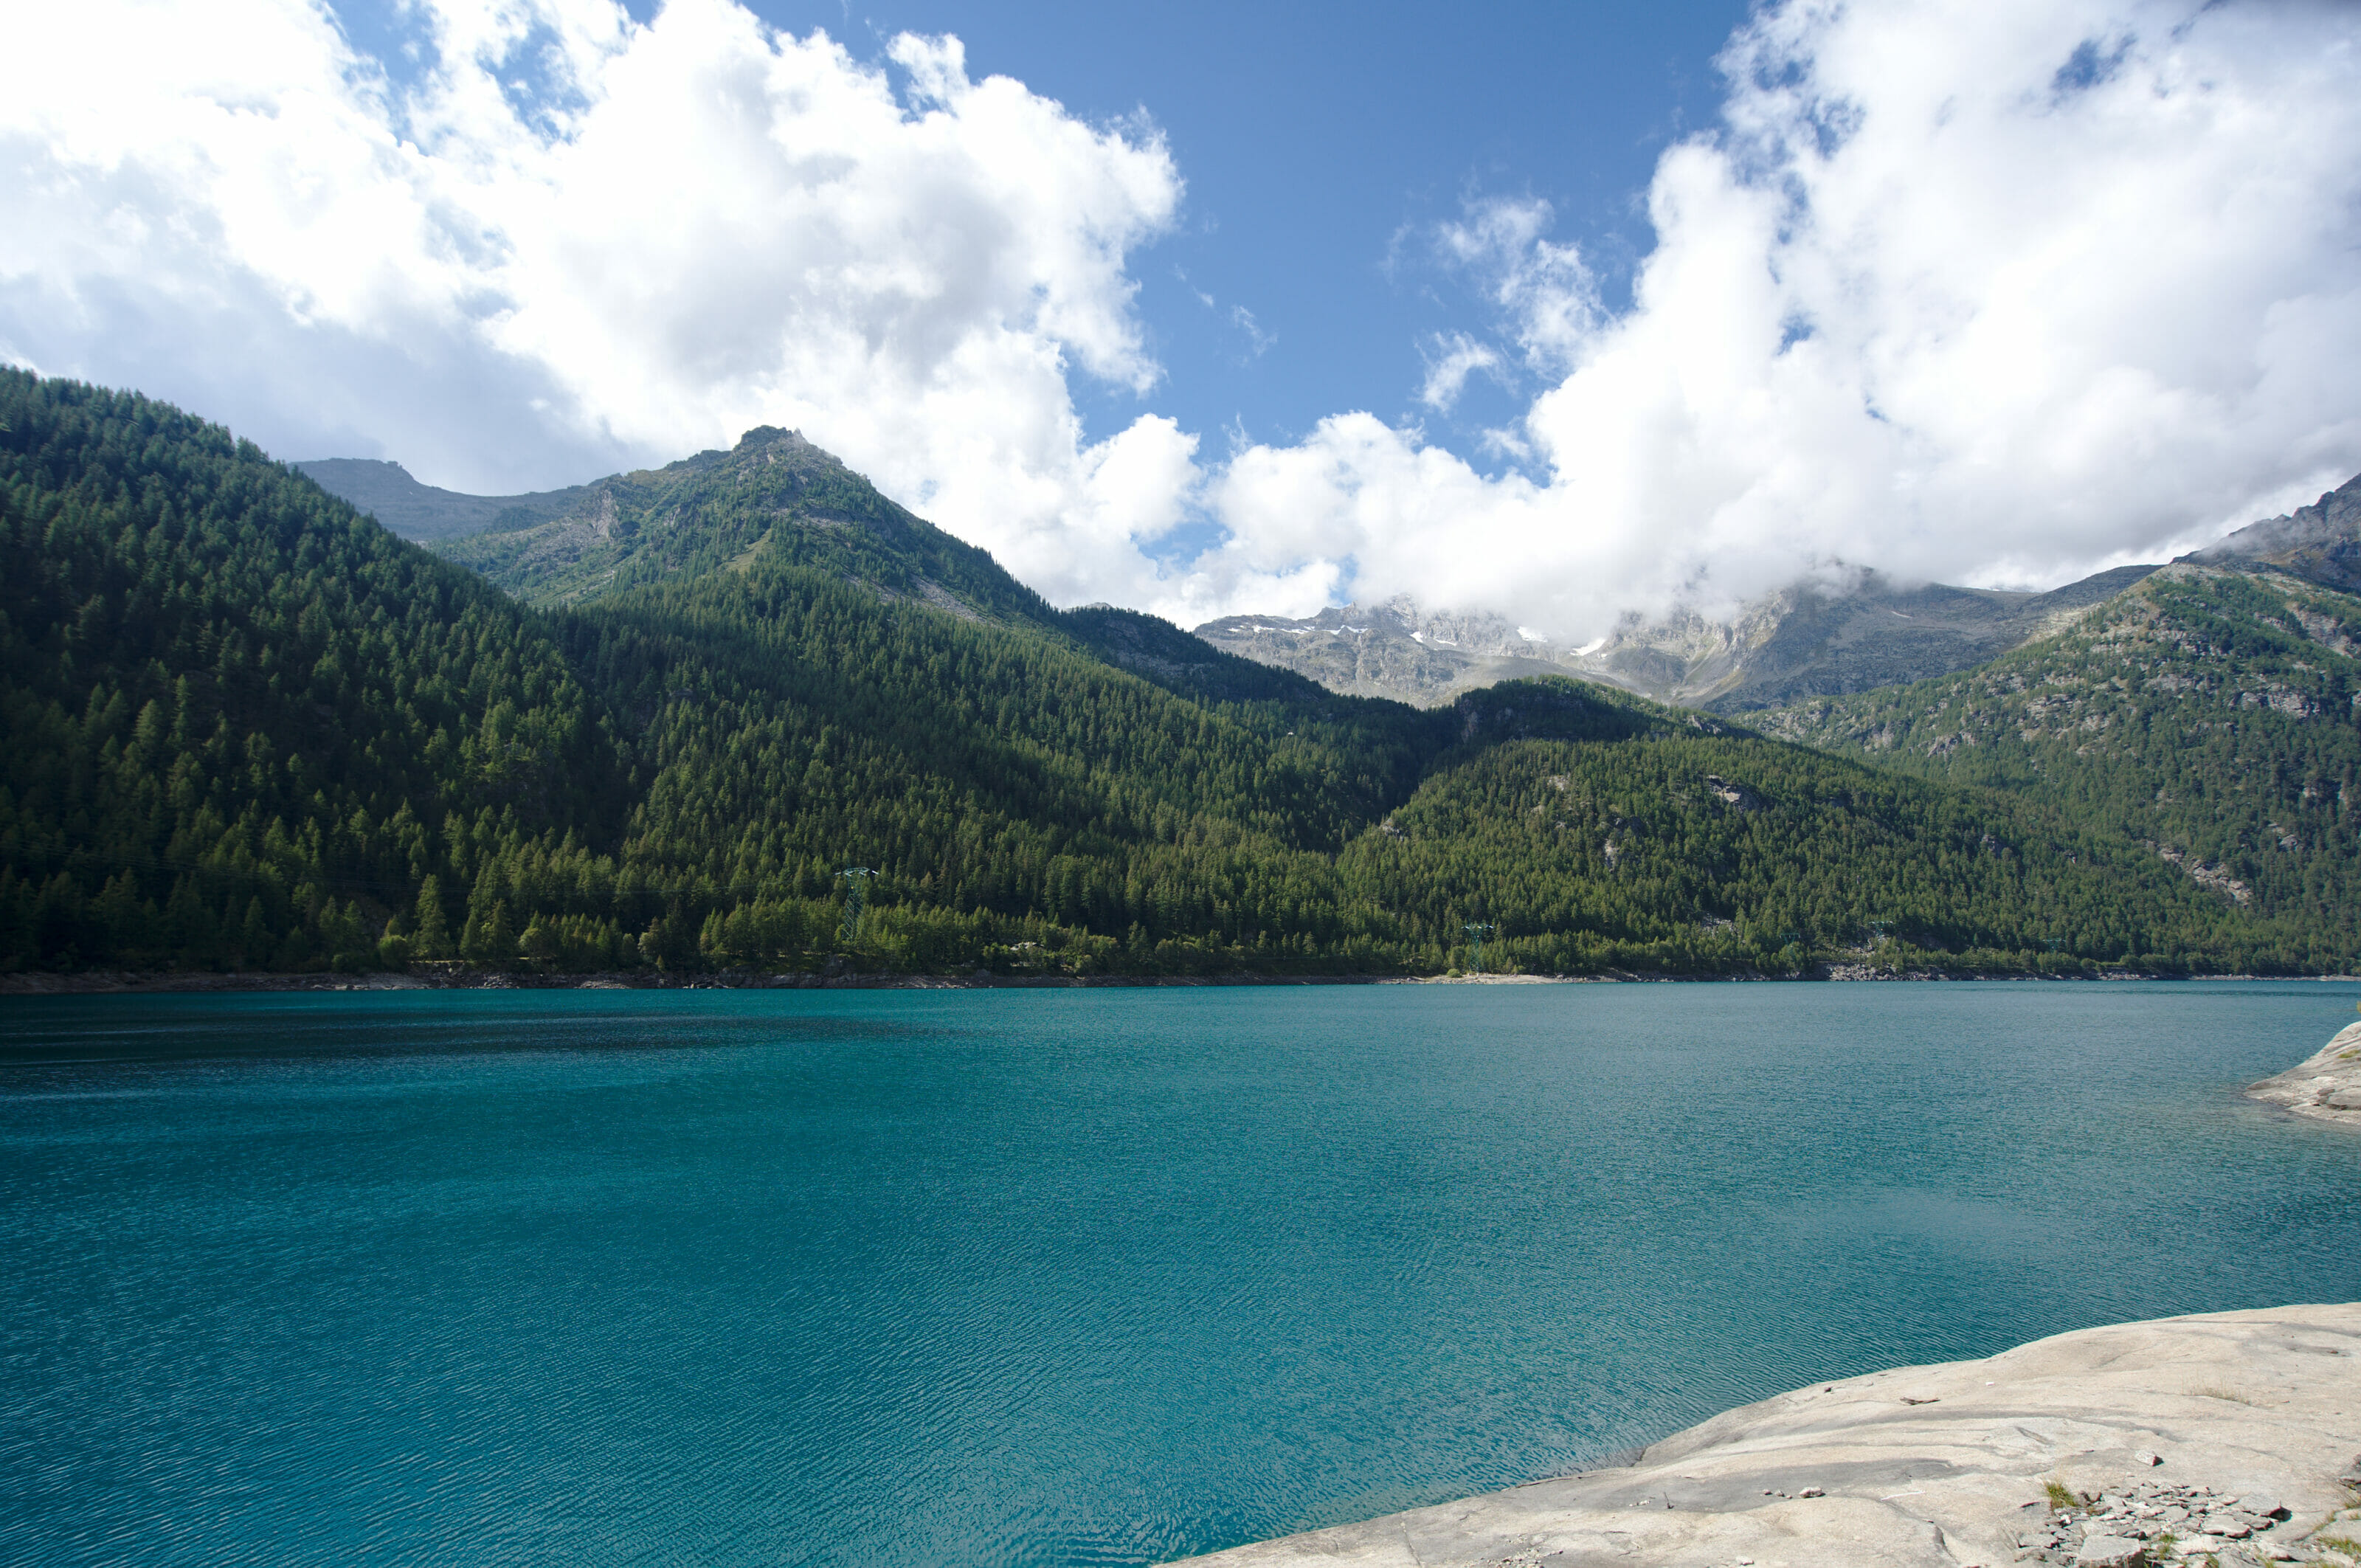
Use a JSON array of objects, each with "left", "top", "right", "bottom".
[
  {"left": 1164, "top": 1303, "right": 2361, "bottom": 1568},
  {"left": 2247, "top": 1020, "right": 2361, "bottom": 1127},
  {"left": 2074, "top": 1537, "right": 2146, "bottom": 1567}
]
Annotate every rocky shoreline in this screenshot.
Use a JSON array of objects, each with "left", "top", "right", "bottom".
[
  {"left": 1166, "top": 1304, "right": 2361, "bottom": 1568},
  {"left": 2247, "top": 1022, "right": 2361, "bottom": 1128}
]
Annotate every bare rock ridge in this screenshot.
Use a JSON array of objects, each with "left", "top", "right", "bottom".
[
  {"left": 1194, "top": 567, "right": 2164, "bottom": 712},
  {"left": 1189, "top": 598, "right": 1581, "bottom": 708},
  {"left": 1166, "top": 1302, "right": 2361, "bottom": 1568},
  {"left": 2183, "top": 473, "right": 2361, "bottom": 595},
  {"left": 294, "top": 457, "right": 593, "bottom": 543},
  {"left": 2248, "top": 1020, "right": 2361, "bottom": 1127}
]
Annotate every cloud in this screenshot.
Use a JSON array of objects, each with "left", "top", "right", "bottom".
[
  {"left": 1228, "top": 303, "right": 1274, "bottom": 359},
  {"left": 4, "top": 0, "right": 2359, "bottom": 636},
  {"left": 1434, "top": 197, "right": 1597, "bottom": 373},
  {"left": 1217, "top": 0, "right": 2361, "bottom": 635},
  {"left": 1417, "top": 332, "right": 1501, "bottom": 412},
  {"left": 0, "top": 0, "right": 1211, "bottom": 609}
]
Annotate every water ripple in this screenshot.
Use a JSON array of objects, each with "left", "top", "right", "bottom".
[{"left": 3, "top": 982, "right": 2360, "bottom": 1566}]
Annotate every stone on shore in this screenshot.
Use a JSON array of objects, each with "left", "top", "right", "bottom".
[
  {"left": 2073, "top": 1537, "right": 2146, "bottom": 1567},
  {"left": 2247, "top": 1020, "right": 2361, "bottom": 1127},
  {"left": 1161, "top": 1302, "right": 2361, "bottom": 1568}
]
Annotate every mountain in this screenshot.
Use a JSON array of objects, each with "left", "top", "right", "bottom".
[
  {"left": 1192, "top": 598, "right": 1580, "bottom": 706},
  {"left": 432, "top": 426, "right": 1064, "bottom": 622},
  {"left": 1196, "top": 566, "right": 2164, "bottom": 712},
  {"left": 1594, "top": 565, "right": 2165, "bottom": 712},
  {"left": 294, "top": 457, "right": 594, "bottom": 542},
  {"left": 1759, "top": 560, "right": 2361, "bottom": 965},
  {"left": 0, "top": 370, "right": 2303, "bottom": 978},
  {"left": 2179, "top": 471, "right": 2361, "bottom": 592}
]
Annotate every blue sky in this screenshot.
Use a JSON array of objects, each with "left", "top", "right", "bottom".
[
  {"left": 338, "top": 0, "right": 1754, "bottom": 475},
  {"left": 6, "top": 0, "right": 2359, "bottom": 631},
  {"left": 770, "top": 0, "right": 1754, "bottom": 464}
]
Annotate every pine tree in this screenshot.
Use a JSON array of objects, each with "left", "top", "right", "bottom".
[{"left": 413, "top": 877, "right": 452, "bottom": 959}]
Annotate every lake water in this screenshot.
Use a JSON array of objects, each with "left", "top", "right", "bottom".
[{"left": 3, "top": 981, "right": 2360, "bottom": 1566}]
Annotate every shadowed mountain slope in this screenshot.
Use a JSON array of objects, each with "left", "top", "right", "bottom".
[{"left": 295, "top": 457, "right": 594, "bottom": 543}]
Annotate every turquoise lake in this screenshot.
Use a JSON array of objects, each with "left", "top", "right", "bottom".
[{"left": 4, "top": 981, "right": 2360, "bottom": 1566}]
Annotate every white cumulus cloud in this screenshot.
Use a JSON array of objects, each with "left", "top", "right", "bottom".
[{"left": 1213, "top": 0, "right": 2361, "bottom": 636}]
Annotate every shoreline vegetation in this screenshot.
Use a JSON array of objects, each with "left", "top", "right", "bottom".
[{"left": 1168, "top": 1302, "right": 2361, "bottom": 1568}]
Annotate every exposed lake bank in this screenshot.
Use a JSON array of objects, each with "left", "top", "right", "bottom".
[
  {"left": 1169, "top": 1302, "right": 2361, "bottom": 1568},
  {"left": 7, "top": 967, "right": 2356, "bottom": 996}
]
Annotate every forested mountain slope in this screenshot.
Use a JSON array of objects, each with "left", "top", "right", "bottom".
[
  {"left": 435, "top": 426, "right": 1059, "bottom": 625},
  {"left": 1762, "top": 564, "right": 2361, "bottom": 968},
  {"left": 0, "top": 375, "right": 632, "bottom": 973},
  {"left": 1333, "top": 680, "right": 2243, "bottom": 975},
  {"left": 0, "top": 371, "right": 2304, "bottom": 978}
]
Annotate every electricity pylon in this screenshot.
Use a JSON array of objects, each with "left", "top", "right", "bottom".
[
  {"left": 839, "top": 867, "right": 876, "bottom": 944},
  {"left": 1462, "top": 922, "right": 1494, "bottom": 975}
]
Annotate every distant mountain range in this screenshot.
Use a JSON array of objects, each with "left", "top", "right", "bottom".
[
  {"left": 292, "top": 457, "right": 593, "bottom": 543},
  {"left": 299, "top": 445, "right": 2361, "bottom": 729},
  {"left": 1193, "top": 565, "right": 2164, "bottom": 713},
  {"left": 1192, "top": 480, "right": 2361, "bottom": 712}
]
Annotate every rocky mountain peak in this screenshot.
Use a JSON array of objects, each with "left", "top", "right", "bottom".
[{"left": 2179, "top": 470, "right": 2361, "bottom": 592}]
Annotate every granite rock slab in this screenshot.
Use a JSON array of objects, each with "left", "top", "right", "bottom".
[
  {"left": 2248, "top": 1020, "right": 2361, "bottom": 1128},
  {"left": 1163, "top": 1303, "right": 2361, "bottom": 1568}
]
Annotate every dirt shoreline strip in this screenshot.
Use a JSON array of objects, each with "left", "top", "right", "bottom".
[{"left": 5, "top": 969, "right": 2351, "bottom": 997}]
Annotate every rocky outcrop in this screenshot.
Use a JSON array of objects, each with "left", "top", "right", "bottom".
[
  {"left": 1192, "top": 598, "right": 1581, "bottom": 708},
  {"left": 2182, "top": 473, "right": 2361, "bottom": 595},
  {"left": 1164, "top": 1303, "right": 2361, "bottom": 1568},
  {"left": 1193, "top": 567, "right": 2161, "bottom": 713},
  {"left": 2248, "top": 1020, "right": 2361, "bottom": 1127}
]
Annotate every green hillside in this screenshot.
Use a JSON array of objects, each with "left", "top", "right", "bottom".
[
  {"left": 1340, "top": 681, "right": 2239, "bottom": 975},
  {"left": 1763, "top": 564, "right": 2361, "bottom": 969},
  {"left": 0, "top": 371, "right": 2310, "bottom": 978},
  {"left": 437, "top": 426, "right": 1062, "bottom": 626}
]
